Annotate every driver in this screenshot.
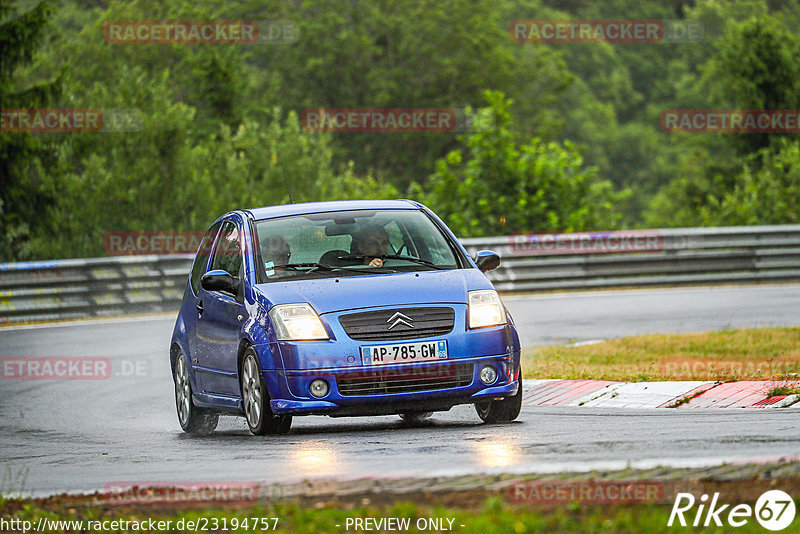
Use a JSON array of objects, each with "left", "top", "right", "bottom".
[{"left": 351, "top": 225, "right": 389, "bottom": 267}]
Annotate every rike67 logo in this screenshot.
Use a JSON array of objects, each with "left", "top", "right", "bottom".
[{"left": 668, "top": 490, "right": 796, "bottom": 531}]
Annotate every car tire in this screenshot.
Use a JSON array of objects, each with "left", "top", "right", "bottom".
[
  {"left": 475, "top": 370, "right": 522, "bottom": 423},
  {"left": 173, "top": 351, "right": 218, "bottom": 435},
  {"left": 399, "top": 411, "right": 433, "bottom": 425},
  {"left": 241, "top": 348, "right": 292, "bottom": 436}
]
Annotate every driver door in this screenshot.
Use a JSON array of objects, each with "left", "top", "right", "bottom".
[{"left": 195, "top": 219, "right": 246, "bottom": 396}]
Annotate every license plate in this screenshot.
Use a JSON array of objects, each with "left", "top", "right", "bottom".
[{"left": 361, "top": 340, "right": 448, "bottom": 366}]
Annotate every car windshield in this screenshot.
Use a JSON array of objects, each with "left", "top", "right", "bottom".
[{"left": 253, "top": 209, "right": 460, "bottom": 281}]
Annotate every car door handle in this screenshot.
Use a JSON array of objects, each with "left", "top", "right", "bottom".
[{"left": 195, "top": 300, "right": 203, "bottom": 314}]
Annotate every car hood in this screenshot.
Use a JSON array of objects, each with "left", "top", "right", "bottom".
[{"left": 254, "top": 268, "right": 493, "bottom": 314}]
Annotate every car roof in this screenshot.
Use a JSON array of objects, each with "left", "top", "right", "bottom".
[{"left": 243, "top": 199, "right": 421, "bottom": 220}]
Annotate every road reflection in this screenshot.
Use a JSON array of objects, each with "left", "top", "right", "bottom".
[
  {"left": 289, "top": 441, "right": 342, "bottom": 477},
  {"left": 475, "top": 441, "right": 520, "bottom": 468}
]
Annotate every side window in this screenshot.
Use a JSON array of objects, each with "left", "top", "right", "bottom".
[
  {"left": 190, "top": 222, "right": 221, "bottom": 295},
  {"left": 210, "top": 221, "right": 243, "bottom": 280}
]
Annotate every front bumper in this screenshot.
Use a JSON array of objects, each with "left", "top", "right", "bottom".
[
  {"left": 255, "top": 303, "right": 521, "bottom": 416},
  {"left": 267, "top": 353, "right": 519, "bottom": 415}
]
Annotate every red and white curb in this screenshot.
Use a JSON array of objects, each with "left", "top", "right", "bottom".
[{"left": 521, "top": 379, "right": 800, "bottom": 409}]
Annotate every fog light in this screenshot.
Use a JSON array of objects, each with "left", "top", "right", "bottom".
[
  {"left": 309, "top": 379, "right": 329, "bottom": 398},
  {"left": 479, "top": 365, "right": 497, "bottom": 385}
]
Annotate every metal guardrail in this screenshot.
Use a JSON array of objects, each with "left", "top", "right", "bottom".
[
  {"left": 0, "top": 255, "right": 194, "bottom": 324},
  {"left": 461, "top": 225, "right": 800, "bottom": 292},
  {"left": 1, "top": 225, "right": 799, "bottom": 324}
]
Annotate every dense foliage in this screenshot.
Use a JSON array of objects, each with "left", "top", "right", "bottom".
[{"left": 3, "top": 0, "right": 800, "bottom": 260}]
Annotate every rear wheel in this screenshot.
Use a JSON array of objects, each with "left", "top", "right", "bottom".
[
  {"left": 475, "top": 371, "right": 522, "bottom": 423},
  {"left": 173, "top": 352, "right": 218, "bottom": 435},
  {"left": 241, "top": 349, "right": 292, "bottom": 435}
]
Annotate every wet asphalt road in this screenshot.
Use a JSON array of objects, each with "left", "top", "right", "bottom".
[
  {"left": 1, "top": 284, "right": 798, "bottom": 496},
  {"left": 505, "top": 283, "right": 800, "bottom": 346}
]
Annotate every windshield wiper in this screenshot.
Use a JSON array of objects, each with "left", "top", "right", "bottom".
[
  {"left": 338, "top": 255, "right": 450, "bottom": 270},
  {"left": 283, "top": 262, "right": 390, "bottom": 274},
  {"left": 283, "top": 262, "right": 336, "bottom": 271}
]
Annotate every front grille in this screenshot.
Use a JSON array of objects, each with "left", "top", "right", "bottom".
[
  {"left": 339, "top": 307, "right": 455, "bottom": 341},
  {"left": 337, "top": 363, "right": 473, "bottom": 396}
]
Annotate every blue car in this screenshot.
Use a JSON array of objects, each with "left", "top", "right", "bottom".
[{"left": 170, "top": 200, "right": 521, "bottom": 435}]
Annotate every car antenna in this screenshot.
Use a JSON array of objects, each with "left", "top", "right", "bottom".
[{"left": 279, "top": 160, "right": 295, "bottom": 204}]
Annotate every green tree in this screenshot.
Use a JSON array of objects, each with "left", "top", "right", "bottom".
[
  {"left": 24, "top": 51, "right": 398, "bottom": 259},
  {"left": 0, "top": 0, "right": 60, "bottom": 260},
  {"left": 262, "top": 0, "right": 573, "bottom": 190},
  {"left": 419, "top": 91, "right": 626, "bottom": 237},
  {"left": 702, "top": 139, "right": 800, "bottom": 225},
  {"left": 702, "top": 16, "right": 800, "bottom": 154},
  {"left": 646, "top": 4, "right": 800, "bottom": 228}
]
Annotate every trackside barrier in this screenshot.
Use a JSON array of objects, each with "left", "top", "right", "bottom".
[
  {"left": 0, "top": 255, "right": 194, "bottom": 324},
  {"left": 1, "top": 226, "right": 799, "bottom": 324},
  {"left": 461, "top": 225, "right": 800, "bottom": 292}
]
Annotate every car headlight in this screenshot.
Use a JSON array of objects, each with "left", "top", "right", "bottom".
[
  {"left": 269, "top": 303, "right": 329, "bottom": 340},
  {"left": 468, "top": 290, "right": 507, "bottom": 329}
]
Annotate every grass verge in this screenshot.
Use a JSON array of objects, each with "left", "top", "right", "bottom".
[
  {"left": 768, "top": 385, "right": 800, "bottom": 397},
  {"left": 3, "top": 464, "right": 799, "bottom": 533},
  {"left": 521, "top": 327, "right": 800, "bottom": 382},
  {"left": 0, "top": 495, "right": 785, "bottom": 533}
]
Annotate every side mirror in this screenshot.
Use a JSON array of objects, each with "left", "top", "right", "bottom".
[
  {"left": 474, "top": 250, "right": 500, "bottom": 273},
  {"left": 201, "top": 269, "right": 239, "bottom": 294}
]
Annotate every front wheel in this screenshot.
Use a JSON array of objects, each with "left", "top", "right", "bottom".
[
  {"left": 241, "top": 349, "right": 292, "bottom": 435},
  {"left": 475, "top": 371, "right": 522, "bottom": 423},
  {"left": 173, "top": 352, "right": 218, "bottom": 435}
]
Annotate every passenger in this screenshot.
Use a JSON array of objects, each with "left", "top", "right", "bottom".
[{"left": 262, "top": 236, "right": 291, "bottom": 273}]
